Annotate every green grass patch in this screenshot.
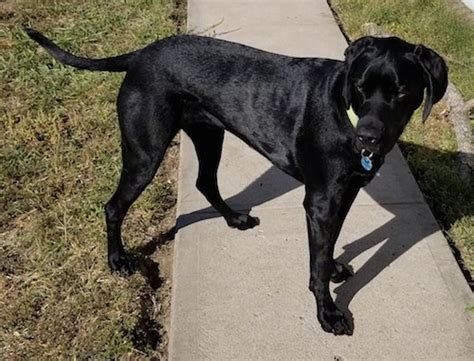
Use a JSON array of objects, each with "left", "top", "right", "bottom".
[
  {"left": 0, "top": 0, "right": 182, "bottom": 358},
  {"left": 331, "top": 0, "right": 474, "bottom": 277}
]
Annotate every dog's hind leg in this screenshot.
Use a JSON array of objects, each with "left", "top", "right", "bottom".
[
  {"left": 105, "top": 87, "right": 176, "bottom": 275},
  {"left": 185, "top": 125, "right": 260, "bottom": 230}
]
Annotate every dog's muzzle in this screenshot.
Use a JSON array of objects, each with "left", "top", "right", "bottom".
[{"left": 355, "top": 124, "right": 382, "bottom": 151}]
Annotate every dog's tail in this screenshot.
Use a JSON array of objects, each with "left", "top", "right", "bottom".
[{"left": 25, "top": 28, "right": 135, "bottom": 72}]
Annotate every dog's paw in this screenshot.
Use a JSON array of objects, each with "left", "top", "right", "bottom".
[
  {"left": 317, "top": 305, "right": 353, "bottom": 336},
  {"left": 108, "top": 252, "right": 136, "bottom": 276},
  {"left": 330, "top": 261, "right": 353, "bottom": 283},
  {"left": 226, "top": 214, "right": 260, "bottom": 230}
]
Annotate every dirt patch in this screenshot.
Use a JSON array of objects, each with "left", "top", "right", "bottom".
[{"left": 134, "top": 138, "right": 180, "bottom": 358}]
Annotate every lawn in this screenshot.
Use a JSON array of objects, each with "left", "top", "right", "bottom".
[
  {"left": 331, "top": 0, "right": 474, "bottom": 279},
  {"left": 2, "top": 1, "right": 473, "bottom": 358},
  {"left": 0, "top": 0, "right": 183, "bottom": 358}
]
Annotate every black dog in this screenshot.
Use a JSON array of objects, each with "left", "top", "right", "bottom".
[{"left": 26, "top": 28, "right": 447, "bottom": 336}]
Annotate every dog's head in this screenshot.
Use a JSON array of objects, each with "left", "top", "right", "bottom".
[{"left": 342, "top": 36, "right": 448, "bottom": 155}]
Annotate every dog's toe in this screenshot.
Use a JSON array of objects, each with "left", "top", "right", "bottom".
[
  {"left": 318, "top": 306, "right": 353, "bottom": 336},
  {"left": 242, "top": 215, "right": 260, "bottom": 229},
  {"left": 226, "top": 214, "right": 260, "bottom": 230},
  {"left": 332, "top": 316, "right": 353, "bottom": 336},
  {"left": 108, "top": 252, "right": 136, "bottom": 276},
  {"left": 330, "top": 261, "right": 353, "bottom": 283}
]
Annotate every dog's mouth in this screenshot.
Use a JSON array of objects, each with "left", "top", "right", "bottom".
[{"left": 353, "top": 136, "right": 381, "bottom": 155}]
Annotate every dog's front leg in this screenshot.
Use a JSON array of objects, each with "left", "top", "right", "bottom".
[{"left": 303, "top": 188, "right": 353, "bottom": 336}]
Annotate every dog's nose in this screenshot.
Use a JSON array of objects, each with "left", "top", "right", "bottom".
[{"left": 356, "top": 126, "right": 382, "bottom": 146}]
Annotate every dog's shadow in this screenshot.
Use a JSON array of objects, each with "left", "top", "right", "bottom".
[
  {"left": 332, "top": 143, "right": 473, "bottom": 325},
  {"left": 147, "top": 141, "right": 472, "bottom": 322},
  {"left": 175, "top": 165, "right": 302, "bottom": 228}
]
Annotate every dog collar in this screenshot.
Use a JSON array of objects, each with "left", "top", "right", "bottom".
[
  {"left": 347, "top": 107, "right": 373, "bottom": 171},
  {"left": 346, "top": 106, "right": 359, "bottom": 128},
  {"left": 346, "top": 106, "right": 374, "bottom": 171}
]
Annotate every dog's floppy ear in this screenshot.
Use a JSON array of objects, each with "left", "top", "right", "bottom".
[
  {"left": 413, "top": 45, "right": 448, "bottom": 122},
  {"left": 342, "top": 37, "right": 375, "bottom": 109}
]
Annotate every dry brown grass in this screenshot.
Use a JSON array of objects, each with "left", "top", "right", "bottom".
[{"left": 0, "top": 0, "right": 184, "bottom": 358}]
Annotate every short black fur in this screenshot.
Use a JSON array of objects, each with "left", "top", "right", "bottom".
[{"left": 25, "top": 28, "right": 448, "bottom": 336}]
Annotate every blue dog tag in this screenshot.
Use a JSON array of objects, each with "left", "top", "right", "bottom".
[{"left": 361, "top": 155, "right": 373, "bottom": 171}]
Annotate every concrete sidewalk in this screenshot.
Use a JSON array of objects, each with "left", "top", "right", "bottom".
[{"left": 169, "top": 0, "right": 474, "bottom": 359}]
